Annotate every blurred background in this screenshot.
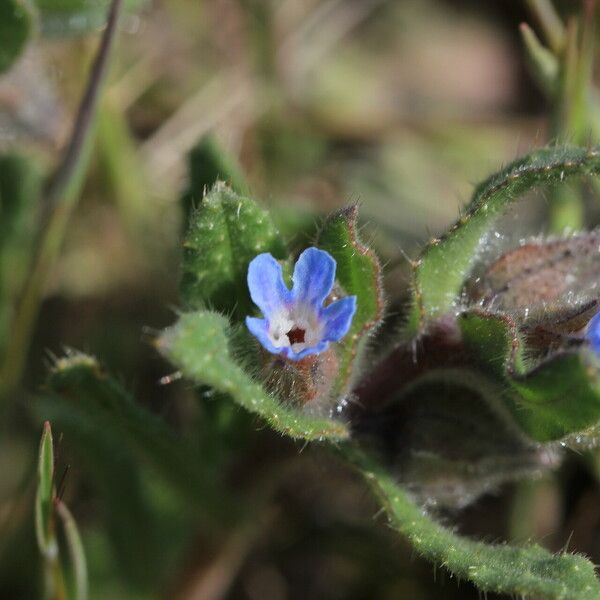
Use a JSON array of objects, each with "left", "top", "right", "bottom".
[{"left": 2, "top": 0, "right": 600, "bottom": 598}]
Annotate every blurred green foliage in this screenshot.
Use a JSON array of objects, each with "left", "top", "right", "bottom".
[{"left": 4, "top": 1, "right": 600, "bottom": 599}]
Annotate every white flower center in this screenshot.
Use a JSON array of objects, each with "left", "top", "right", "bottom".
[{"left": 268, "top": 306, "right": 323, "bottom": 353}]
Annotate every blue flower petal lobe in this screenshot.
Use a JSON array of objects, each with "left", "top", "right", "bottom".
[
  {"left": 246, "top": 247, "right": 356, "bottom": 360},
  {"left": 291, "top": 341, "right": 330, "bottom": 360},
  {"left": 291, "top": 248, "right": 335, "bottom": 308},
  {"left": 322, "top": 296, "right": 357, "bottom": 341},
  {"left": 245, "top": 317, "right": 282, "bottom": 355},
  {"left": 247, "top": 253, "right": 291, "bottom": 317}
]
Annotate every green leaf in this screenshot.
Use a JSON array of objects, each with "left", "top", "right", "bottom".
[
  {"left": 512, "top": 351, "right": 600, "bottom": 441},
  {"left": 345, "top": 446, "right": 600, "bottom": 599},
  {"left": 460, "top": 309, "right": 600, "bottom": 441},
  {"left": 35, "top": 421, "right": 55, "bottom": 558},
  {"left": 408, "top": 145, "right": 600, "bottom": 334},
  {"left": 45, "top": 351, "right": 234, "bottom": 516},
  {"left": 181, "top": 183, "right": 287, "bottom": 320},
  {"left": 318, "top": 205, "right": 384, "bottom": 394},
  {"left": 352, "top": 373, "right": 551, "bottom": 509},
  {"left": 0, "top": 0, "right": 33, "bottom": 74},
  {"left": 157, "top": 310, "right": 349, "bottom": 441}
]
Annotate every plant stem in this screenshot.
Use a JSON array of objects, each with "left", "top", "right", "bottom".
[{"left": 0, "top": 0, "right": 123, "bottom": 399}]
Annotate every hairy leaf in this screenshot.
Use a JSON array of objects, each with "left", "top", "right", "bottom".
[
  {"left": 346, "top": 446, "right": 600, "bottom": 599},
  {"left": 408, "top": 146, "right": 600, "bottom": 333},
  {"left": 351, "top": 375, "right": 553, "bottom": 509},
  {"left": 460, "top": 310, "right": 600, "bottom": 441},
  {"left": 466, "top": 231, "right": 600, "bottom": 330},
  {"left": 158, "top": 311, "right": 349, "bottom": 441},
  {"left": 181, "top": 183, "right": 287, "bottom": 320},
  {"left": 318, "top": 205, "right": 384, "bottom": 394}
]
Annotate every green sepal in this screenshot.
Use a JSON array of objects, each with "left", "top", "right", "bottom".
[
  {"left": 512, "top": 351, "right": 600, "bottom": 441},
  {"left": 344, "top": 446, "right": 600, "bottom": 600},
  {"left": 459, "top": 310, "right": 526, "bottom": 379},
  {"left": 181, "top": 183, "right": 287, "bottom": 321},
  {"left": 460, "top": 309, "right": 600, "bottom": 442},
  {"left": 157, "top": 311, "right": 349, "bottom": 441},
  {"left": 408, "top": 146, "right": 600, "bottom": 334},
  {"left": 0, "top": 0, "right": 34, "bottom": 74},
  {"left": 318, "top": 204, "right": 384, "bottom": 394}
]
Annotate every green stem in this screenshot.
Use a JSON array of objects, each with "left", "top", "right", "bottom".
[
  {"left": 0, "top": 0, "right": 123, "bottom": 399},
  {"left": 548, "top": 6, "right": 596, "bottom": 232}
]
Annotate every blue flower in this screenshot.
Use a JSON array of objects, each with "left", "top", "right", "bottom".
[
  {"left": 586, "top": 311, "right": 600, "bottom": 353},
  {"left": 246, "top": 247, "right": 357, "bottom": 361}
]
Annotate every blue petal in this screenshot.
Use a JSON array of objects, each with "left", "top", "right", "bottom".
[
  {"left": 321, "top": 296, "right": 357, "bottom": 341},
  {"left": 247, "top": 253, "right": 291, "bottom": 317},
  {"left": 246, "top": 317, "right": 282, "bottom": 355},
  {"left": 586, "top": 311, "right": 600, "bottom": 353},
  {"left": 291, "top": 247, "right": 336, "bottom": 308},
  {"left": 288, "top": 341, "right": 330, "bottom": 361},
  {"left": 246, "top": 316, "right": 329, "bottom": 360}
]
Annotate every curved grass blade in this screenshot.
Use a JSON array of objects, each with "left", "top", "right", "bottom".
[
  {"left": 35, "top": 421, "right": 55, "bottom": 559},
  {"left": 34, "top": 422, "right": 68, "bottom": 600},
  {"left": 55, "top": 500, "right": 88, "bottom": 600}
]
